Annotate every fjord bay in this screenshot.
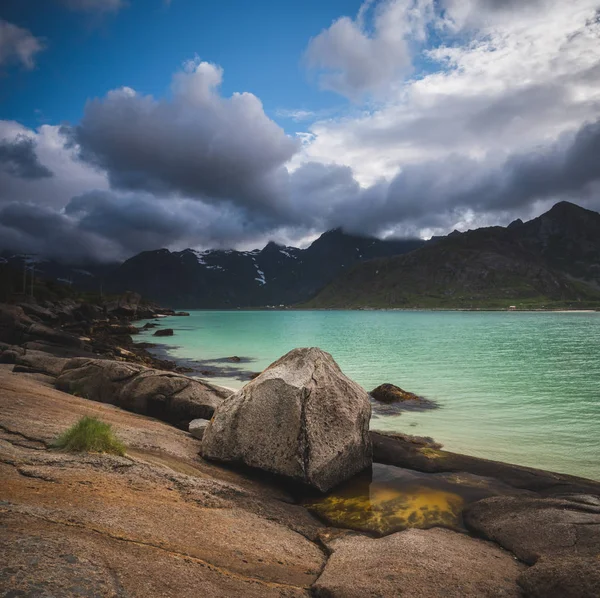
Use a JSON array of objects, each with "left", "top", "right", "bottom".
[{"left": 146, "top": 310, "right": 600, "bottom": 480}]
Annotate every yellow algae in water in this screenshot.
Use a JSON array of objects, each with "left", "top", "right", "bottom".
[{"left": 306, "top": 483, "right": 465, "bottom": 536}]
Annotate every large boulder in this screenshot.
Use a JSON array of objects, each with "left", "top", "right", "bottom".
[
  {"left": 202, "top": 347, "right": 372, "bottom": 492},
  {"left": 56, "top": 359, "right": 231, "bottom": 428}
]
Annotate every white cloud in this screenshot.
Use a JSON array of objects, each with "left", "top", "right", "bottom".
[
  {"left": 299, "top": 0, "right": 600, "bottom": 190},
  {"left": 0, "top": 19, "right": 44, "bottom": 70},
  {"left": 306, "top": 0, "right": 435, "bottom": 98}
]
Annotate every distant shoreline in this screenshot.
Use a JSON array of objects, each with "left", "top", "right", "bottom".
[{"left": 163, "top": 306, "right": 600, "bottom": 313}]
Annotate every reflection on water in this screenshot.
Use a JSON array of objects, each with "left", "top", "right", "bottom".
[{"left": 304, "top": 463, "right": 520, "bottom": 536}]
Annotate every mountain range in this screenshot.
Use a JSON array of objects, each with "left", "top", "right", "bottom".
[
  {"left": 307, "top": 201, "right": 600, "bottom": 309},
  {"left": 2, "top": 201, "right": 599, "bottom": 310},
  {"left": 1, "top": 231, "right": 425, "bottom": 308}
]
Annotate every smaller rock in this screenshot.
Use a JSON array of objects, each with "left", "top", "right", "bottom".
[
  {"left": 174, "top": 312, "right": 190, "bottom": 316},
  {"left": 189, "top": 419, "right": 210, "bottom": 440},
  {"left": 142, "top": 322, "right": 158, "bottom": 329},
  {"left": 370, "top": 383, "right": 422, "bottom": 404},
  {"left": 228, "top": 356, "right": 241, "bottom": 363},
  {"left": 153, "top": 329, "right": 174, "bottom": 337}
]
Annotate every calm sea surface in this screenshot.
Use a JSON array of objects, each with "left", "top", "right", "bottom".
[{"left": 143, "top": 310, "right": 600, "bottom": 480}]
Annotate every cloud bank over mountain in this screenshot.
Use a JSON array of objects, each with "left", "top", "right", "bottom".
[{"left": 1, "top": 0, "right": 599, "bottom": 262}]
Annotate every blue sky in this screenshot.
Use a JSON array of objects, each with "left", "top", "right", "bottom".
[
  {"left": 1, "top": 0, "right": 364, "bottom": 131},
  {"left": 0, "top": 0, "right": 599, "bottom": 262}
]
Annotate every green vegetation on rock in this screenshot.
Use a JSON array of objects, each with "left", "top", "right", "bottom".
[{"left": 52, "top": 416, "right": 126, "bottom": 456}]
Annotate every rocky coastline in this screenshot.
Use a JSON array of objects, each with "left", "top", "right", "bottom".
[{"left": 1, "top": 294, "right": 599, "bottom": 597}]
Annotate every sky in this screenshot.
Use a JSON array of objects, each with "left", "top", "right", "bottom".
[{"left": 0, "top": 0, "right": 599, "bottom": 263}]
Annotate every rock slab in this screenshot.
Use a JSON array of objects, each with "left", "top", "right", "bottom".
[
  {"left": 56, "top": 358, "right": 231, "bottom": 428},
  {"left": 313, "top": 528, "right": 525, "bottom": 597},
  {"left": 202, "top": 347, "right": 372, "bottom": 492},
  {"left": 465, "top": 494, "right": 600, "bottom": 598}
]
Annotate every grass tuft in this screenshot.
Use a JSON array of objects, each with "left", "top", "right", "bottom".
[{"left": 52, "top": 416, "right": 126, "bottom": 456}]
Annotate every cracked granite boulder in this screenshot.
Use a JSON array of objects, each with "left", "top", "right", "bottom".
[
  {"left": 202, "top": 347, "right": 372, "bottom": 492},
  {"left": 56, "top": 358, "right": 231, "bottom": 428}
]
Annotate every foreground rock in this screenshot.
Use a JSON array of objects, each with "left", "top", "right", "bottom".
[
  {"left": 518, "top": 556, "right": 600, "bottom": 598},
  {"left": 0, "top": 365, "right": 324, "bottom": 597},
  {"left": 465, "top": 494, "right": 600, "bottom": 564},
  {"left": 56, "top": 358, "right": 231, "bottom": 428},
  {"left": 203, "top": 347, "right": 372, "bottom": 492},
  {"left": 464, "top": 494, "right": 600, "bottom": 597},
  {"left": 313, "top": 528, "right": 524, "bottom": 597}
]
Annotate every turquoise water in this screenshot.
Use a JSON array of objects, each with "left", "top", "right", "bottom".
[{"left": 143, "top": 310, "right": 600, "bottom": 480}]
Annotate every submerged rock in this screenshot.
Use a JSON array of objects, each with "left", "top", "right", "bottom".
[
  {"left": 56, "top": 359, "right": 231, "bottom": 428},
  {"left": 371, "top": 383, "right": 421, "bottom": 403},
  {"left": 153, "top": 328, "right": 174, "bottom": 337},
  {"left": 370, "top": 383, "right": 437, "bottom": 411},
  {"left": 202, "top": 347, "right": 372, "bottom": 492}
]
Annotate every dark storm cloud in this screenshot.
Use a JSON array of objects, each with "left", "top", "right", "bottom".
[
  {"left": 73, "top": 62, "right": 299, "bottom": 217},
  {"left": 64, "top": 191, "right": 288, "bottom": 255},
  {"left": 0, "top": 202, "right": 117, "bottom": 263},
  {"left": 330, "top": 118, "right": 600, "bottom": 235},
  {"left": 459, "top": 118, "right": 600, "bottom": 211},
  {"left": 0, "top": 136, "right": 53, "bottom": 180},
  {"left": 64, "top": 191, "right": 213, "bottom": 255},
  {"left": 0, "top": 116, "right": 598, "bottom": 262}
]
